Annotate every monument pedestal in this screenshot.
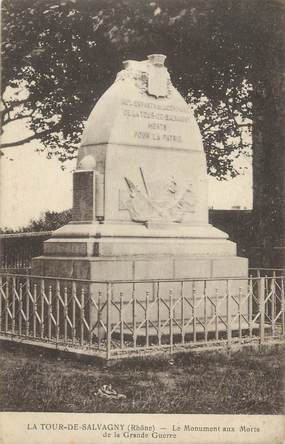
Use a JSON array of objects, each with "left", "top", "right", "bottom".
[
  {"left": 33, "top": 219, "right": 247, "bottom": 281},
  {"left": 32, "top": 221, "right": 248, "bottom": 329}
]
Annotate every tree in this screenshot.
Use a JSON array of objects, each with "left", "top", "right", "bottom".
[
  {"left": 2, "top": 0, "right": 284, "bottom": 266},
  {"left": 0, "top": 209, "right": 72, "bottom": 233},
  {"left": 1, "top": 0, "right": 256, "bottom": 178}
]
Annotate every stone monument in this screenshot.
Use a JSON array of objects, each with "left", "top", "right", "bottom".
[{"left": 32, "top": 54, "right": 248, "bottom": 326}]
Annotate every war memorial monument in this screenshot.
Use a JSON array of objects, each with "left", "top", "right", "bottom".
[{"left": 32, "top": 54, "right": 248, "bottom": 326}]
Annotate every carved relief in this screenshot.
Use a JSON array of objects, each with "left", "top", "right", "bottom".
[
  {"left": 122, "top": 168, "right": 196, "bottom": 224},
  {"left": 115, "top": 54, "right": 174, "bottom": 98}
]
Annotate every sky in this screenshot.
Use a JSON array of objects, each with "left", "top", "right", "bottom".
[{"left": 0, "top": 124, "right": 252, "bottom": 230}]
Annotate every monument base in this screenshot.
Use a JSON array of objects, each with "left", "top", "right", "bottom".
[
  {"left": 32, "top": 221, "right": 248, "bottom": 279},
  {"left": 31, "top": 222, "right": 248, "bottom": 329},
  {"left": 32, "top": 253, "right": 247, "bottom": 282}
]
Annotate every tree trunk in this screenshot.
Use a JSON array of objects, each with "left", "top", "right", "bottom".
[{"left": 252, "top": 61, "right": 285, "bottom": 268}]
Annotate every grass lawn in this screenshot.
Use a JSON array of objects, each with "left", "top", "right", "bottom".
[{"left": 0, "top": 341, "right": 284, "bottom": 414}]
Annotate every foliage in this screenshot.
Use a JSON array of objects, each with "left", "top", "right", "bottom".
[
  {"left": 0, "top": 209, "right": 72, "bottom": 233},
  {"left": 3, "top": 0, "right": 281, "bottom": 178}
]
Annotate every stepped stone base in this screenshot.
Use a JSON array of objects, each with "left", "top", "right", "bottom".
[
  {"left": 32, "top": 253, "right": 247, "bottom": 282},
  {"left": 32, "top": 221, "right": 248, "bottom": 280},
  {"left": 31, "top": 222, "right": 248, "bottom": 328}
]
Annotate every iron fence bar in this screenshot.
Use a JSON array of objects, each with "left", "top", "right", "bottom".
[
  {"left": 281, "top": 279, "right": 285, "bottom": 336},
  {"left": 160, "top": 297, "right": 170, "bottom": 310},
  {"left": 98, "top": 291, "right": 102, "bottom": 348},
  {"left": 63, "top": 286, "right": 68, "bottom": 342},
  {"left": 106, "top": 283, "right": 112, "bottom": 359},
  {"left": 56, "top": 280, "right": 60, "bottom": 342},
  {"left": 48, "top": 285, "right": 52, "bottom": 340},
  {"left": 181, "top": 281, "right": 185, "bottom": 345},
  {"left": 271, "top": 273, "right": 276, "bottom": 336},
  {"left": 203, "top": 280, "right": 208, "bottom": 342},
  {"left": 5, "top": 276, "right": 10, "bottom": 332},
  {"left": 0, "top": 280, "right": 7, "bottom": 301},
  {"left": 249, "top": 277, "right": 253, "bottom": 339},
  {"left": 80, "top": 288, "right": 84, "bottom": 346},
  {"left": 258, "top": 278, "right": 265, "bottom": 346},
  {"left": 88, "top": 291, "right": 92, "bottom": 346},
  {"left": 12, "top": 277, "right": 16, "bottom": 333},
  {"left": 169, "top": 289, "right": 173, "bottom": 353},
  {"left": 72, "top": 282, "right": 76, "bottom": 344},
  {"left": 40, "top": 280, "right": 45, "bottom": 339},
  {"left": 120, "top": 292, "right": 124, "bottom": 350},
  {"left": 145, "top": 291, "right": 149, "bottom": 348},
  {"left": 0, "top": 276, "right": 2, "bottom": 332},
  {"left": 19, "top": 282, "right": 23, "bottom": 335},
  {"left": 157, "top": 282, "right": 161, "bottom": 346},
  {"left": 33, "top": 284, "right": 37, "bottom": 338},
  {"left": 215, "top": 288, "right": 218, "bottom": 341},
  {"left": 227, "top": 280, "right": 232, "bottom": 349},
  {"left": 193, "top": 281, "right": 197, "bottom": 343},
  {"left": 132, "top": 283, "right": 136, "bottom": 349},
  {"left": 26, "top": 277, "right": 30, "bottom": 336},
  {"left": 238, "top": 288, "right": 242, "bottom": 339},
  {"left": 216, "top": 314, "right": 227, "bottom": 328},
  {"left": 135, "top": 299, "right": 147, "bottom": 313},
  {"left": 265, "top": 275, "right": 269, "bottom": 320},
  {"left": 2, "top": 271, "right": 278, "bottom": 284}
]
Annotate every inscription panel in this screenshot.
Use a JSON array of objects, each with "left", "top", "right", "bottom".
[
  {"left": 121, "top": 98, "right": 190, "bottom": 147},
  {"left": 73, "top": 171, "right": 95, "bottom": 221},
  {"left": 108, "top": 97, "right": 202, "bottom": 151}
]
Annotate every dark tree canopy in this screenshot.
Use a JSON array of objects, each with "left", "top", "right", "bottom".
[
  {"left": 1, "top": 0, "right": 284, "bottom": 266},
  {"left": 1, "top": 1, "right": 284, "bottom": 179}
]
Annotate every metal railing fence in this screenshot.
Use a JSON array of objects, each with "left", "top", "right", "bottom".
[
  {"left": 0, "top": 232, "right": 51, "bottom": 270},
  {"left": 0, "top": 272, "right": 284, "bottom": 359}
]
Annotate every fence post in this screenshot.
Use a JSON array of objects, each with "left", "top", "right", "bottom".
[
  {"left": 106, "top": 283, "right": 112, "bottom": 360},
  {"left": 5, "top": 275, "right": 10, "bottom": 333},
  {"left": 157, "top": 283, "right": 161, "bottom": 346},
  {"left": 281, "top": 278, "right": 285, "bottom": 336},
  {"left": 72, "top": 282, "right": 76, "bottom": 344},
  {"left": 65, "top": 286, "right": 69, "bottom": 343},
  {"left": 19, "top": 282, "right": 23, "bottom": 335},
  {"left": 248, "top": 277, "right": 253, "bottom": 338},
  {"left": 169, "top": 289, "right": 173, "bottom": 353},
  {"left": 145, "top": 291, "right": 150, "bottom": 347},
  {"left": 48, "top": 285, "right": 52, "bottom": 340},
  {"left": 215, "top": 288, "right": 219, "bottom": 341},
  {"left": 132, "top": 283, "right": 137, "bottom": 349},
  {"left": 40, "top": 279, "right": 45, "bottom": 339},
  {"left": 12, "top": 277, "right": 16, "bottom": 334},
  {"left": 33, "top": 284, "right": 37, "bottom": 338},
  {"left": 193, "top": 281, "right": 196, "bottom": 343},
  {"left": 203, "top": 280, "right": 208, "bottom": 342},
  {"left": 181, "top": 282, "right": 185, "bottom": 345},
  {"left": 0, "top": 276, "right": 2, "bottom": 332},
  {"left": 120, "top": 292, "right": 124, "bottom": 350},
  {"left": 226, "top": 280, "right": 232, "bottom": 351},
  {"left": 258, "top": 277, "right": 265, "bottom": 347},
  {"left": 271, "top": 272, "right": 276, "bottom": 336},
  {"left": 26, "top": 277, "right": 30, "bottom": 336},
  {"left": 56, "top": 280, "right": 60, "bottom": 342},
  {"left": 80, "top": 288, "right": 84, "bottom": 346},
  {"left": 97, "top": 290, "right": 102, "bottom": 348}
]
